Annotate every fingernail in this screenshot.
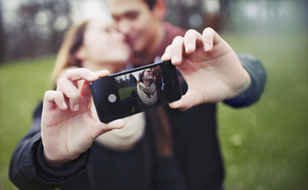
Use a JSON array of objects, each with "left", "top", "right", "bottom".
[
  {"left": 161, "top": 54, "right": 166, "bottom": 60},
  {"left": 62, "top": 102, "right": 67, "bottom": 109},
  {"left": 98, "top": 70, "right": 109, "bottom": 77},
  {"left": 73, "top": 104, "right": 79, "bottom": 111},
  {"left": 70, "top": 76, "right": 81, "bottom": 81},
  {"left": 204, "top": 43, "right": 211, "bottom": 51},
  {"left": 172, "top": 55, "right": 180, "bottom": 63},
  {"left": 169, "top": 102, "right": 177, "bottom": 109},
  {"left": 186, "top": 43, "right": 193, "bottom": 52}
]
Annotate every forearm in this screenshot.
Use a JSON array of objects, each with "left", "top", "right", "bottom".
[
  {"left": 223, "top": 54, "right": 267, "bottom": 108},
  {"left": 9, "top": 131, "right": 60, "bottom": 190},
  {"left": 10, "top": 130, "right": 91, "bottom": 190},
  {"left": 9, "top": 102, "right": 91, "bottom": 190}
]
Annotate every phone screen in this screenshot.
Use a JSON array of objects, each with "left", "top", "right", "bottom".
[
  {"left": 115, "top": 65, "right": 167, "bottom": 114},
  {"left": 91, "top": 60, "right": 182, "bottom": 123}
]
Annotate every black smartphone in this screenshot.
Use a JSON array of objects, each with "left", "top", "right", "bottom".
[{"left": 90, "top": 60, "right": 182, "bottom": 123}]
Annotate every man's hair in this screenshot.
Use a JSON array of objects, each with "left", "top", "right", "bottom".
[{"left": 143, "top": 0, "right": 157, "bottom": 9}]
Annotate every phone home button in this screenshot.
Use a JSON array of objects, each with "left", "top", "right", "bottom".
[{"left": 108, "top": 94, "right": 117, "bottom": 103}]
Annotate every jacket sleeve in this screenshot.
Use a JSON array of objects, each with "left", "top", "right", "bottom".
[
  {"left": 223, "top": 54, "right": 267, "bottom": 108},
  {"left": 9, "top": 102, "right": 92, "bottom": 190}
]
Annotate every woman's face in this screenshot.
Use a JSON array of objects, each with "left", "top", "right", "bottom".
[
  {"left": 142, "top": 69, "right": 154, "bottom": 81},
  {"left": 81, "top": 20, "right": 130, "bottom": 65}
]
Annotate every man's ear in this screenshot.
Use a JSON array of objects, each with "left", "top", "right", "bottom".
[
  {"left": 75, "top": 46, "right": 87, "bottom": 61},
  {"left": 152, "top": 0, "right": 166, "bottom": 20}
]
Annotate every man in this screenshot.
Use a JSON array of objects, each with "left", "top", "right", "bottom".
[
  {"left": 108, "top": 0, "right": 185, "bottom": 66},
  {"left": 107, "top": 0, "right": 266, "bottom": 189}
]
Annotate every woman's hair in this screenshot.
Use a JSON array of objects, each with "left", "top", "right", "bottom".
[
  {"left": 137, "top": 70, "right": 146, "bottom": 84},
  {"left": 137, "top": 69, "right": 152, "bottom": 84},
  {"left": 143, "top": 0, "right": 157, "bottom": 9},
  {"left": 51, "top": 21, "right": 89, "bottom": 85}
]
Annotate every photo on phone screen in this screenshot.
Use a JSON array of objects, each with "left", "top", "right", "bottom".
[
  {"left": 115, "top": 65, "right": 166, "bottom": 114},
  {"left": 91, "top": 60, "right": 182, "bottom": 123}
]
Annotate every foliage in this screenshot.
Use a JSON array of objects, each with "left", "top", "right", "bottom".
[{"left": 2, "top": 0, "right": 72, "bottom": 62}]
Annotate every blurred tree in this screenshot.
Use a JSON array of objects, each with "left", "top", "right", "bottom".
[
  {"left": 165, "top": 0, "right": 204, "bottom": 31},
  {"left": 164, "top": 0, "right": 234, "bottom": 32},
  {"left": 5, "top": 0, "right": 72, "bottom": 62},
  {"left": 218, "top": 0, "right": 232, "bottom": 30},
  {"left": 0, "top": 1, "right": 5, "bottom": 64}
]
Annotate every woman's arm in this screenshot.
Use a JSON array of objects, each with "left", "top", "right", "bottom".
[
  {"left": 9, "top": 102, "right": 91, "bottom": 190},
  {"left": 9, "top": 68, "right": 125, "bottom": 190}
]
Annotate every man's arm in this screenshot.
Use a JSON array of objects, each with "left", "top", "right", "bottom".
[
  {"left": 223, "top": 54, "right": 266, "bottom": 108},
  {"left": 161, "top": 28, "right": 266, "bottom": 110}
]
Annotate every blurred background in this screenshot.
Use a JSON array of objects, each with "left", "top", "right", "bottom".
[{"left": 1, "top": 0, "right": 308, "bottom": 189}]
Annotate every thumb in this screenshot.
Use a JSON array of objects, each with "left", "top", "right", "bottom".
[
  {"left": 169, "top": 90, "right": 206, "bottom": 111},
  {"left": 80, "top": 81, "right": 92, "bottom": 97},
  {"left": 169, "top": 91, "right": 194, "bottom": 111},
  {"left": 92, "top": 119, "right": 125, "bottom": 140}
]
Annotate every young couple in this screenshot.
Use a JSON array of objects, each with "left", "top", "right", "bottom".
[{"left": 9, "top": 0, "right": 266, "bottom": 189}]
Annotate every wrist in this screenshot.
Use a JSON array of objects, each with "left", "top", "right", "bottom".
[
  {"left": 235, "top": 74, "right": 251, "bottom": 98},
  {"left": 43, "top": 148, "right": 78, "bottom": 168},
  {"left": 227, "top": 70, "right": 251, "bottom": 100},
  {"left": 43, "top": 150, "right": 64, "bottom": 168},
  {"left": 37, "top": 141, "right": 91, "bottom": 178}
]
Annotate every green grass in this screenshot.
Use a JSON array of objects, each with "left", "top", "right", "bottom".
[
  {"left": 0, "top": 58, "right": 54, "bottom": 189},
  {"left": 1, "top": 30, "right": 308, "bottom": 190},
  {"left": 219, "top": 30, "right": 308, "bottom": 190},
  {"left": 118, "top": 86, "right": 137, "bottom": 101}
]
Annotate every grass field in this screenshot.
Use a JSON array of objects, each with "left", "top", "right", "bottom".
[
  {"left": 1, "top": 30, "right": 308, "bottom": 189},
  {"left": 118, "top": 86, "right": 137, "bottom": 101}
]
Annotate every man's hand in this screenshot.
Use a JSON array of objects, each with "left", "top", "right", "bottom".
[
  {"left": 161, "top": 27, "right": 251, "bottom": 111},
  {"left": 41, "top": 68, "right": 124, "bottom": 168}
]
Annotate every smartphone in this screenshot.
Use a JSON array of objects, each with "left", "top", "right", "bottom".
[{"left": 90, "top": 60, "right": 182, "bottom": 123}]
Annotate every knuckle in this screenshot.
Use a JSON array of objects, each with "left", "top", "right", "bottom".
[
  {"left": 172, "top": 36, "right": 184, "bottom": 43},
  {"left": 205, "top": 27, "right": 213, "bottom": 31},
  {"left": 186, "top": 29, "right": 197, "bottom": 36},
  {"left": 57, "top": 77, "right": 68, "bottom": 85},
  {"left": 44, "top": 90, "right": 54, "bottom": 97},
  {"left": 165, "top": 45, "right": 172, "bottom": 51},
  {"left": 203, "top": 27, "right": 214, "bottom": 34}
]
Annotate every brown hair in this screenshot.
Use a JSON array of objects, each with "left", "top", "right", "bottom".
[
  {"left": 137, "top": 69, "right": 146, "bottom": 84},
  {"left": 51, "top": 21, "right": 89, "bottom": 85}
]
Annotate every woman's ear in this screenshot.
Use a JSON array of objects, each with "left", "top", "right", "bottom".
[{"left": 75, "top": 46, "right": 87, "bottom": 61}]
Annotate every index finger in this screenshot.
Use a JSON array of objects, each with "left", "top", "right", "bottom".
[{"left": 65, "top": 68, "right": 110, "bottom": 82}]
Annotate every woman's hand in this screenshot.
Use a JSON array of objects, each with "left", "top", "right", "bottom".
[
  {"left": 161, "top": 28, "right": 251, "bottom": 111},
  {"left": 41, "top": 68, "right": 124, "bottom": 168}
]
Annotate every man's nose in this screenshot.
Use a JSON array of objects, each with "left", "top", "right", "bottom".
[{"left": 117, "top": 20, "right": 131, "bottom": 35}]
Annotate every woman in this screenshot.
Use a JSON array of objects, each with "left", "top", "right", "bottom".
[
  {"left": 121, "top": 68, "right": 160, "bottom": 113},
  {"left": 137, "top": 69, "right": 158, "bottom": 106},
  {"left": 52, "top": 19, "right": 130, "bottom": 81},
  {"left": 9, "top": 19, "right": 181, "bottom": 190}
]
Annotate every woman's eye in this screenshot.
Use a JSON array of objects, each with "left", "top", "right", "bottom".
[{"left": 125, "top": 11, "right": 139, "bottom": 20}]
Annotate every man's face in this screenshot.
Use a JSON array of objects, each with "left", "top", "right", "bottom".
[
  {"left": 150, "top": 65, "right": 161, "bottom": 77},
  {"left": 107, "top": 0, "right": 161, "bottom": 55}
]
